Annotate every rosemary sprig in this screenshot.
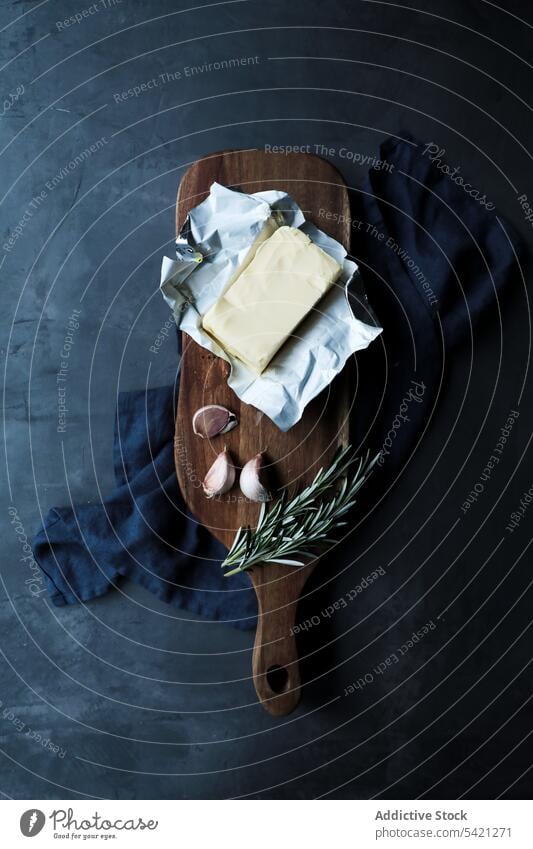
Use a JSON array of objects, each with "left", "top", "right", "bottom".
[{"left": 221, "top": 445, "right": 380, "bottom": 576}]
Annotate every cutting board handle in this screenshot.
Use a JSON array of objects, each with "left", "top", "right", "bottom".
[{"left": 251, "top": 570, "right": 304, "bottom": 716}]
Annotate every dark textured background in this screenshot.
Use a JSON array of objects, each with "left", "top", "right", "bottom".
[{"left": 1, "top": 0, "right": 532, "bottom": 799}]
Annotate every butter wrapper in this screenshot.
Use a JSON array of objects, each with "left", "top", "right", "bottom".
[{"left": 160, "top": 183, "right": 382, "bottom": 431}]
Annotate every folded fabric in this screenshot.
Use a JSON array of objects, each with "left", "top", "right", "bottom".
[
  {"left": 349, "top": 133, "right": 523, "bottom": 471},
  {"left": 32, "top": 135, "right": 524, "bottom": 627},
  {"left": 32, "top": 383, "right": 258, "bottom": 630}
]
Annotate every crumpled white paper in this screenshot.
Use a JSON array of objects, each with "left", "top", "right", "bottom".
[{"left": 160, "top": 183, "right": 382, "bottom": 431}]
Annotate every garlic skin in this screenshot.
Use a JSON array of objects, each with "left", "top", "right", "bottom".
[
  {"left": 202, "top": 450, "right": 236, "bottom": 498},
  {"left": 192, "top": 405, "right": 238, "bottom": 439},
  {"left": 239, "top": 453, "right": 272, "bottom": 502}
]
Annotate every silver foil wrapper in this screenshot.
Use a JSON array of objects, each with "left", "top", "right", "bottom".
[{"left": 160, "top": 183, "right": 382, "bottom": 431}]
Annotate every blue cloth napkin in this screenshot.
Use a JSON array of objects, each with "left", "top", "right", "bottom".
[
  {"left": 32, "top": 383, "right": 258, "bottom": 630},
  {"left": 349, "top": 134, "right": 522, "bottom": 469},
  {"left": 32, "top": 135, "right": 523, "bottom": 628}
]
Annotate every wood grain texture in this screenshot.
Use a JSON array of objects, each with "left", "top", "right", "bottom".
[{"left": 175, "top": 150, "right": 351, "bottom": 715}]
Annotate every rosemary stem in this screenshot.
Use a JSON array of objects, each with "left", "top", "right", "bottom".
[{"left": 221, "top": 446, "right": 379, "bottom": 577}]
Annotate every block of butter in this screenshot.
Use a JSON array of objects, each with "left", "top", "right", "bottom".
[{"left": 202, "top": 226, "right": 342, "bottom": 373}]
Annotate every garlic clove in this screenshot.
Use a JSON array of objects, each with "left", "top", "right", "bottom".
[
  {"left": 192, "top": 405, "right": 238, "bottom": 439},
  {"left": 239, "top": 453, "right": 272, "bottom": 502},
  {"left": 202, "top": 449, "right": 236, "bottom": 498}
]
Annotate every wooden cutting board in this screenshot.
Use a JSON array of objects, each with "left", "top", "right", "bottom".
[{"left": 175, "top": 150, "right": 351, "bottom": 715}]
